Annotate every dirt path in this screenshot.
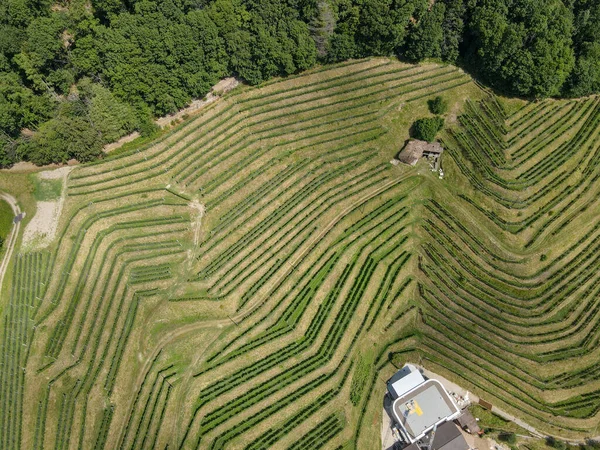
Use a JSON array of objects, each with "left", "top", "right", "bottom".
[
  {"left": 0, "top": 192, "right": 21, "bottom": 295},
  {"left": 103, "top": 78, "right": 240, "bottom": 155},
  {"left": 155, "top": 78, "right": 239, "bottom": 128},
  {"left": 189, "top": 200, "right": 205, "bottom": 248},
  {"left": 103, "top": 132, "right": 141, "bottom": 153}
]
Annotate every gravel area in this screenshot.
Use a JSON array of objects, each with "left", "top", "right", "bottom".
[{"left": 22, "top": 167, "right": 72, "bottom": 250}]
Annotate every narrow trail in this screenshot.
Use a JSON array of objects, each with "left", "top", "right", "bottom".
[{"left": 0, "top": 192, "right": 21, "bottom": 295}]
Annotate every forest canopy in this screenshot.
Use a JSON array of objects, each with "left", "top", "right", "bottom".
[{"left": 1, "top": 0, "right": 600, "bottom": 167}]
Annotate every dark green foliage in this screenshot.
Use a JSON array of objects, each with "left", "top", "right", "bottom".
[
  {"left": 85, "top": 2, "right": 226, "bottom": 115},
  {"left": 92, "top": 0, "right": 127, "bottom": 22},
  {"left": 19, "top": 115, "right": 103, "bottom": 164},
  {"left": 14, "top": 13, "right": 71, "bottom": 93},
  {"left": 15, "top": 79, "right": 138, "bottom": 165},
  {"left": 428, "top": 96, "right": 448, "bottom": 115},
  {"left": 581, "top": 440, "right": 600, "bottom": 450},
  {"left": 0, "top": 0, "right": 52, "bottom": 27},
  {"left": 353, "top": 0, "right": 420, "bottom": 56},
  {"left": 75, "top": 0, "right": 315, "bottom": 114},
  {"left": 568, "top": 42, "right": 600, "bottom": 96},
  {"left": 571, "top": 0, "right": 600, "bottom": 68},
  {"left": 412, "top": 116, "right": 444, "bottom": 142},
  {"left": 0, "top": 0, "right": 318, "bottom": 167},
  {"left": 464, "top": 0, "right": 575, "bottom": 97},
  {"left": 403, "top": 1, "right": 445, "bottom": 62},
  {"left": 498, "top": 432, "right": 517, "bottom": 444},
  {"left": 1, "top": 0, "right": 600, "bottom": 167},
  {"left": 547, "top": 437, "right": 568, "bottom": 450},
  {"left": 0, "top": 71, "right": 55, "bottom": 166},
  {"left": 438, "top": 0, "right": 465, "bottom": 63},
  {"left": 80, "top": 80, "right": 139, "bottom": 143},
  {"left": 327, "top": 32, "right": 357, "bottom": 63},
  {"left": 0, "top": 135, "right": 16, "bottom": 167},
  {"left": 0, "top": 72, "right": 54, "bottom": 135}
]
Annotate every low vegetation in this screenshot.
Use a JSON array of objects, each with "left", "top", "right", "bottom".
[
  {"left": 0, "top": 57, "right": 599, "bottom": 449},
  {"left": 349, "top": 355, "right": 371, "bottom": 406}
]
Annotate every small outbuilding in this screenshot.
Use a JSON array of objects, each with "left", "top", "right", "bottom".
[
  {"left": 456, "top": 410, "right": 481, "bottom": 434},
  {"left": 397, "top": 140, "right": 444, "bottom": 167}
]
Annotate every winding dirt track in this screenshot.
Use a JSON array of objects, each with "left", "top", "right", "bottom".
[{"left": 0, "top": 192, "right": 21, "bottom": 294}]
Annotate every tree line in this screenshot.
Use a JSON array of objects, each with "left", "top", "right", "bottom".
[{"left": 1, "top": 0, "right": 599, "bottom": 167}]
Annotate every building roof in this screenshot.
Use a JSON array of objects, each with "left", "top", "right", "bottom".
[
  {"left": 397, "top": 140, "right": 444, "bottom": 166},
  {"left": 456, "top": 410, "right": 481, "bottom": 434},
  {"left": 430, "top": 421, "right": 469, "bottom": 450},
  {"left": 388, "top": 365, "right": 425, "bottom": 399},
  {"left": 391, "top": 379, "right": 461, "bottom": 443}
]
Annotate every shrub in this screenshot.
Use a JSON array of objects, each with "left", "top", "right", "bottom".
[
  {"left": 412, "top": 117, "right": 445, "bottom": 142},
  {"left": 428, "top": 96, "right": 448, "bottom": 115},
  {"left": 540, "top": 254, "right": 547, "bottom": 261},
  {"left": 547, "top": 437, "right": 567, "bottom": 450},
  {"left": 499, "top": 432, "right": 517, "bottom": 444},
  {"left": 582, "top": 440, "right": 600, "bottom": 450}
]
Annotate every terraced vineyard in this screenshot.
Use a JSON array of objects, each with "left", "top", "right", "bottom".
[{"left": 1, "top": 58, "right": 599, "bottom": 449}]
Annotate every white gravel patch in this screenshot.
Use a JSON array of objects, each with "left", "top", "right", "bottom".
[
  {"left": 38, "top": 166, "right": 73, "bottom": 180},
  {"left": 22, "top": 166, "right": 72, "bottom": 250},
  {"left": 22, "top": 201, "right": 62, "bottom": 250}
]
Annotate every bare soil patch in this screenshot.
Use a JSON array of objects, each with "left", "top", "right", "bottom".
[
  {"left": 103, "top": 132, "right": 141, "bottom": 153},
  {"left": 155, "top": 78, "right": 239, "bottom": 128},
  {"left": 22, "top": 166, "right": 72, "bottom": 250}
]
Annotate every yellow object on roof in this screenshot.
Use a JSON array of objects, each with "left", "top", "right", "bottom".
[
  {"left": 414, "top": 401, "right": 423, "bottom": 416},
  {"left": 406, "top": 400, "right": 423, "bottom": 416}
]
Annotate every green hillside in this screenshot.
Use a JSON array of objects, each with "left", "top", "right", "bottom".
[{"left": 1, "top": 58, "right": 599, "bottom": 449}]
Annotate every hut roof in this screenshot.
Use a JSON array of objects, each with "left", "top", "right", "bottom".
[
  {"left": 398, "top": 140, "right": 444, "bottom": 166},
  {"left": 456, "top": 410, "right": 481, "bottom": 434}
]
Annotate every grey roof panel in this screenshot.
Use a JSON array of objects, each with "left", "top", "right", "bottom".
[
  {"left": 391, "top": 379, "right": 460, "bottom": 442},
  {"left": 432, "top": 422, "right": 468, "bottom": 450}
]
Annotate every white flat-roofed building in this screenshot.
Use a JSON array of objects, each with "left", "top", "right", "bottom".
[
  {"left": 388, "top": 368, "right": 425, "bottom": 400},
  {"left": 386, "top": 365, "right": 463, "bottom": 446}
]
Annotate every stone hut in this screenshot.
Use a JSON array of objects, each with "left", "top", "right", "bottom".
[{"left": 397, "top": 140, "right": 444, "bottom": 166}]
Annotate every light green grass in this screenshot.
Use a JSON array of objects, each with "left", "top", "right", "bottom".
[
  {"left": 0, "top": 200, "right": 13, "bottom": 241},
  {"left": 2, "top": 59, "right": 599, "bottom": 450},
  {"left": 0, "top": 172, "right": 36, "bottom": 219},
  {"left": 31, "top": 176, "right": 62, "bottom": 201},
  {"left": 469, "top": 405, "right": 529, "bottom": 434}
]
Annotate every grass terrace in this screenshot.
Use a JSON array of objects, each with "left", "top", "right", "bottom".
[{"left": 0, "top": 58, "right": 599, "bottom": 449}]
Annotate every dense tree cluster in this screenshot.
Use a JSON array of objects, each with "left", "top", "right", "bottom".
[
  {"left": 1, "top": 0, "right": 599, "bottom": 167},
  {"left": 412, "top": 116, "right": 444, "bottom": 142}
]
